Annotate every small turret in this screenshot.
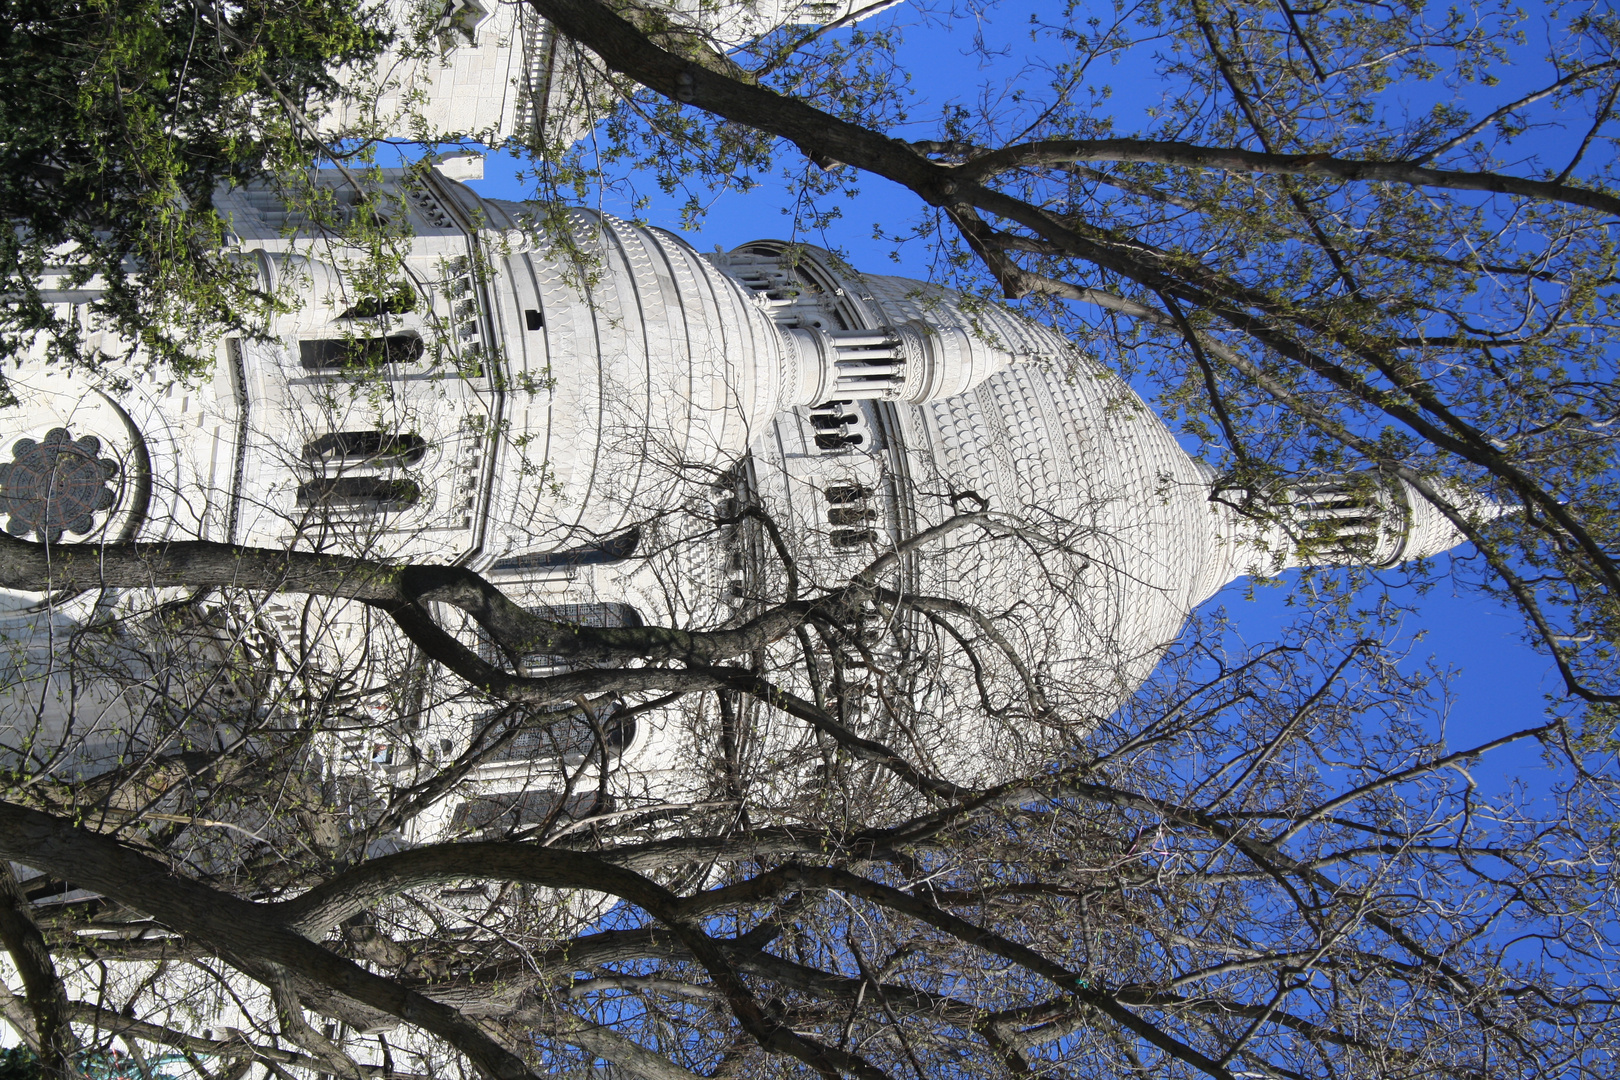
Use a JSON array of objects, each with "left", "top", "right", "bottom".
[
  {"left": 777, "top": 321, "right": 1020, "bottom": 405},
  {"left": 1207, "top": 472, "right": 1511, "bottom": 588},
  {"left": 709, "top": 242, "right": 1078, "bottom": 409}
]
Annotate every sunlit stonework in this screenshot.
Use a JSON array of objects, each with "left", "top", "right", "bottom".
[
  {"left": 0, "top": 0, "right": 1494, "bottom": 840},
  {"left": 0, "top": 19, "right": 1518, "bottom": 1075},
  {"left": 0, "top": 163, "right": 1489, "bottom": 807}
]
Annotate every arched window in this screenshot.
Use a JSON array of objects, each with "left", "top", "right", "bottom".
[
  {"left": 831, "top": 528, "right": 877, "bottom": 549},
  {"left": 299, "top": 335, "right": 424, "bottom": 370},
  {"left": 338, "top": 283, "right": 417, "bottom": 320},
  {"left": 828, "top": 506, "right": 876, "bottom": 527},
  {"left": 490, "top": 527, "right": 641, "bottom": 573},
  {"left": 296, "top": 477, "right": 421, "bottom": 512},
  {"left": 438, "top": 0, "right": 489, "bottom": 43},
  {"left": 825, "top": 481, "right": 879, "bottom": 542},
  {"left": 809, "top": 399, "right": 871, "bottom": 455},
  {"left": 824, "top": 483, "right": 872, "bottom": 504},
  {"left": 479, "top": 698, "right": 637, "bottom": 766},
  {"left": 302, "top": 432, "right": 428, "bottom": 466},
  {"left": 515, "top": 602, "right": 642, "bottom": 673},
  {"left": 477, "top": 601, "right": 644, "bottom": 675}
]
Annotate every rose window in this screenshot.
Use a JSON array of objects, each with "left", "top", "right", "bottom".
[{"left": 0, "top": 428, "right": 120, "bottom": 542}]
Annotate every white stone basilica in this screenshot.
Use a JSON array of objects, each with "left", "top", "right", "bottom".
[
  {"left": 0, "top": 1, "right": 1487, "bottom": 840},
  {"left": 0, "top": 158, "right": 1483, "bottom": 840},
  {"left": 0, "top": 13, "right": 1511, "bottom": 1077}
]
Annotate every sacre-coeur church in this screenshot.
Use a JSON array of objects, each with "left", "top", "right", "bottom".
[{"left": 0, "top": 0, "right": 1484, "bottom": 843}]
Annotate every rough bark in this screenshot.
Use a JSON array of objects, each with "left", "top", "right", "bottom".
[
  {"left": 0, "top": 803, "right": 892, "bottom": 1080},
  {"left": 0, "top": 802, "right": 538, "bottom": 1080},
  {"left": 0, "top": 984, "right": 39, "bottom": 1051},
  {"left": 944, "top": 136, "right": 1620, "bottom": 214},
  {"left": 0, "top": 864, "right": 74, "bottom": 1074},
  {"left": 0, "top": 535, "right": 399, "bottom": 603},
  {"left": 0, "top": 530, "right": 882, "bottom": 712}
]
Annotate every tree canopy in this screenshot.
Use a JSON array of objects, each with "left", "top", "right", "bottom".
[
  {"left": 0, "top": 0, "right": 389, "bottom": 377},
  {"left": 0, "top": 555, "right": 1612, "bottom": 1079}
]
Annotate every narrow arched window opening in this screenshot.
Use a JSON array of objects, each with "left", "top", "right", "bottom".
[
  {"left": 338, "top": 283, "right": 418, "bottom": 320},
  {"left": 300, "top": 335, "right": 424, "bottom": 370},
  {"left": 809, "top": 399, "right": 870, "bottom": 455},
  {"left": 296, "top": 477, "right": 421, "bottom": 512},
  {"left": 824, "top": 483, "right": 872, "bottom": 504},
  {"left": 478, "top": 698, "right": 637, "bottom": 766},
  {"left": 828, "top": 506, "right": 876, "bottom": 527},
  {"left": 302, "top": 432, "right": 428, "bottom": 466},
  {"left": 815, "top": 432, "right": 865, "bottom": 451},
  {"left": 810, "top": 400, "right": 857, "bottom": 430},
  {"left": 490, "top": 527, "right": 641, "bottom": 573}
]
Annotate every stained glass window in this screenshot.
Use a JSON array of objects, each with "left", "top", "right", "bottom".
[{"left": 0, "top": 428, "right": 119, "bottom": 543}]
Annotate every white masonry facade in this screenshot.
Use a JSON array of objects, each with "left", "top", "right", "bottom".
[{"left": 0, "top": 162, "right": 1478, "bottom": 842}]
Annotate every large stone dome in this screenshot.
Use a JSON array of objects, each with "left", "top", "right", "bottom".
[{"left": 898, "top": 361, "right": 1232, "bottom": 771}]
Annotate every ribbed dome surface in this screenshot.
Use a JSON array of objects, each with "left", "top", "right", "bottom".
[
  {"left": 468, "top": 202, "right": 791, "bottom": 556},
  {"left": 901, "top": 360, "right": 1230, "bottom": 773},
  {"left": 858, "top": 272, "right": 1079, "bottom": 369}
]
